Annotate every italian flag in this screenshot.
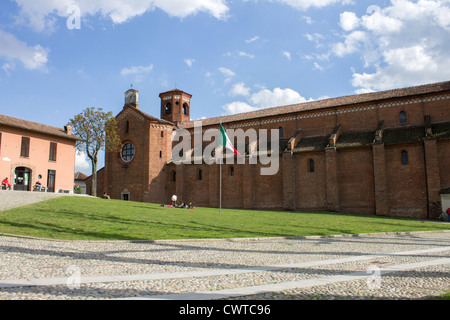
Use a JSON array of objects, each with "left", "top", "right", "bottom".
[{"left": 220, "top": 123, "right": 242, "bottom": 157}]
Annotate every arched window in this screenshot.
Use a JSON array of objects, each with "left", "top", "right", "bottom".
[
  {"left": 400, "top": 111, "right": 407, "bottom": 125},
  {"left": 229, "top": 166, "right": 234, "bottom": 177},
  {"left": 198, "top": 169, "right": 203, "bottom": 181},
  {"left": 279, "top": 127, "right": 284, "bottom": 138},
  {"left": 183, "top": 103, "right": 189, "bottom": 116},
  {"left": 309, "top": 159, "right": 315, "bottom": 173},
  {"left": 125, "top": 121, "right": 129, "bottom": 134},
  {"left": 402, "top": 150, "right": 408, "bottom": 165},
  {"left": 165, "top": 103, "right": 172, "bottom": 115},
  {"left": 172, "top": 171, "right": 176, "bottom": 182}
]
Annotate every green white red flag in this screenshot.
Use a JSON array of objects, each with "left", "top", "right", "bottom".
[{"left": 220, "top": 123, "right": 242, "bottom": 157}]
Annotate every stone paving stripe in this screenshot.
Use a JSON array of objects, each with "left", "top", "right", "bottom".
[
  {"left": 1, "top": 245, "right": 448, "bottom": 290},
  {"left": 126, "top": 258, "right": 450, "bottom": 300}
]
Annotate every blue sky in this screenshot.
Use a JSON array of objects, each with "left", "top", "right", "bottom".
[{"left": 1, "top": 0, "right": 450, "bottom": 174}]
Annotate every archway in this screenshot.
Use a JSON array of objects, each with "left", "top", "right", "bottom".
[{"left": 14, "top": 167, "right": 31, "bottom": 191}]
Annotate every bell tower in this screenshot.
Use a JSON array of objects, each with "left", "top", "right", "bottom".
[
  {"left": 159, "top": 89, "right": 192, "bottom": 125},
  {"left": 125, "top": 89, "right": 139, "bottom": 108}
]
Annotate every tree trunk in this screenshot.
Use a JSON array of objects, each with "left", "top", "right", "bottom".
[{"left": 91, "top": 158, "right": 98, "bottom": 197}]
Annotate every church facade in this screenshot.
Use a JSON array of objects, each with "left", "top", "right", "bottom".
[{"left": 92, "top": 81, "right": 450, "bottom": 220}]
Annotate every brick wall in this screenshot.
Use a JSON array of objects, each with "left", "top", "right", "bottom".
[
  {"left": 93, "top": 82, "right": 450, "bottom": 219},
  {"left": 385, "top": 143, "right": 428, "bottom": 218}
]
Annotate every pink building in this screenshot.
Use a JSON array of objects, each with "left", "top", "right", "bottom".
[{"left": 0, "top": 114, "right": 80, "bottom": 193}]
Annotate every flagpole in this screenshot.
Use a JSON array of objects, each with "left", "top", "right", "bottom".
[
  {"left": 219, "top": 159, "right": 222, "bottom": 215},
  {"left": 219, "top": 122, "right": 222, "bottom": 215},
  {"left": 218, "top": 122, "right": 242, "bottom": 215}
]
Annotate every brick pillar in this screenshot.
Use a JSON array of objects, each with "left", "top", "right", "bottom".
[
  {"left": 372, "top": 143, "right": 389, "bottom": 216},
  {"left": 176, "top": 164, "right": 185, "bottom": 204},
  {"left": 282, "top": 152, "right": 296, "bottom": 210},
  {"left": 423, "top": 139, "right": 442, "bottom": 219},
  {"left": 208, "top": 163, "right": 220, "bottom": 208},
  {"left": 325, "top": 147, "right": 340, "bottom": 211},
  {"left": 104, "top": 151, "right": 110, "bottom": 196},
  {"left": 243, "top": 163, "right": 255, "bottom": 209}
]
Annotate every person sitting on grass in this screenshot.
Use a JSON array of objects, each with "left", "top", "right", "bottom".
[
  {"left": 102, "top": 191, "right": 111, "bottom": 200},
  {"left": 439, "top": 209, "right": 449, "bottom": 222},
  {"left": 439, "top": 208, "right": 450, "bottom": 222},
  {"left": 178, "top": 202, "right": 188, "bottom": 209}
]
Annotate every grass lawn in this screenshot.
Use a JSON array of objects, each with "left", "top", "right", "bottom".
[
  {"left": 430, "top": 292, "right": 450, "bottom": 300},
  {"left": 0, "top": 196, "right": 449, "bottom": 241}
]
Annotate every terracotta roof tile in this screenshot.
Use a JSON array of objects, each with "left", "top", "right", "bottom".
[
  {"left": 293, "top": 135, "right": 329, "bottom": 153},
  {"left": 336, "top": 131, "right": 376, "bottom": 149},
  {"left": 382, "top": 126, "right": 426, "bottom": 145},
  {"left": 0, "top": 114, "right": 81, "bottom": 141},
  {"left": 179, "top": 80, "right": 450, "bottom": 129},
  {"left": 117, "top": 106, "right": 174, "bottom": 126},
  {"left": 432, "top": 123, "right": 450, "bottom": 140},
  {"left": 74, "top": 172, "right": 89, "bottom": 180}
]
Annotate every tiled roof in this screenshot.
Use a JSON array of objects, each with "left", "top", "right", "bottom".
[
  {"left": 0, "top": 114, "right": 81, "bottom": 141},
  {"left": 179, "top": 80, "right": 450, "bottom": 129},
  {"left": 160, "top": 88, "right": 192, "bottom": 96},
  {"left": 335, "top": 131, "right": 376, "bottom": 149},
  {"left": 440, "top": 186, "right": 450, "bottom": 194},
  {"left": 74, "top": 172, "right": 89, "bottom": 180},
  {"left": 432, "top": 122, "right": 450, "bottom": 140},
  {"left": 293, "top": 135, "right": 329, "bottom": 153},
  {"left": 292, "top": 122, "right": 450, "bottom": 153},
  {"left": 382, "top": 126, "right": 426, "bottom": 145},
  {"left": 117, "top": 105, "right": 174, "bottom": 126}
]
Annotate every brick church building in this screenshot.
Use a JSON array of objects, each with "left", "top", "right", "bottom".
[{"left": 91, "top": 80, "right": 450, "bottom": 220}]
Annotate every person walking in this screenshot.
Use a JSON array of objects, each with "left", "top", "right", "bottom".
[{"left": 171, "top": 194, "right": 177, "bottom": 207}]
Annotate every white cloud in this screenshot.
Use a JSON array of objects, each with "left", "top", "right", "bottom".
[
  {"left": 275, "top": 0, "right": 355, "bottom": 11},
  {"left": 120, "top": 64, "right": 153, "bottom": 83},
  {"left": 0, "top": 30, "right": 49, "bottom": 71},
  {"left": 75, "top": 151, "right": 90, "bottom": 173},
  {"left": 223, "top": 87, "right": 311, "bottom": 115},
  {"left": 361, "top": 11, "right": 403, "bottom": 34},
  {"left": 2, "top": 63, "right": 16, "bottom": 75},
  {"left": 222, "top": 101, "right": 258, "bottom": 115},
  {"left": 120, "top": 64, "right": 154, "bottom": 76},
  {"left": 383, "top": 45, "right": 437, "bottom": 73},
  {"left": 249, "top": 88, "right": 309, "bottom": 108},
  {"left": 13, "top": 0, "right": 230, "bottom": 32},
  {"left": 184, "top": 58, "right": 195, "bottom": 67},
  {"left": 283, "top": 51, "right": 291, "bottom": 61},
  {"left": 218, "top": 67, "right": 235, "bottom": 78},
  {"left": 229, "top": 82, "right": 251, "bottom": 97},
  {"left": 238, "top": 51, "right": 255, "bottom": 59},
  {"left": 339, "top": 11, "right": 360, "bottom": 31},
  {"left": 245, "top": 36, "right": 259, "bottom": 43},
  {"left": 302, "top": 15, "right": 313, "bottom": 24},
  {"left": 305, "top": 32, "right": 325, "bottom": 43},
  {"left": 332, "top": 30, "right": 368, "bottom": 57},
  {"left": 218, "top": 67, "right": 235, "bottom": 83},
  {"left": 313, "top": 62, "right": 324, "bottom": 71},
  {"left": 332, "top": 0, "right": 450, "bottom": 92}
]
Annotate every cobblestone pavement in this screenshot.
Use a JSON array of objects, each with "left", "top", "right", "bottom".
[{"left": 0, "top": 231, "right": 449, "bottom": 300}]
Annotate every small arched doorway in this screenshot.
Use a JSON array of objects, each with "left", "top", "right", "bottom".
[{"left": 14, "top": 167, "right": 31, "bottom": 191}]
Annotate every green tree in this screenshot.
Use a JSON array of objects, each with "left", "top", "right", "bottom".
[{"left": 69, "top": 107, "right": 121, "bottom": 197}]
